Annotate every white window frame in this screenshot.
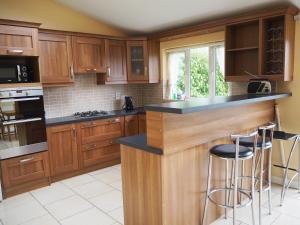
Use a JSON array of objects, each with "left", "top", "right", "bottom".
[{"left": 165, "top": 42, "right": 225, "bottom": 100}]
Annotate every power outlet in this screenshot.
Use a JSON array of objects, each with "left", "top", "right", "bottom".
[{"left": 115, "top": 91, "right": 121, "bottom": 100}]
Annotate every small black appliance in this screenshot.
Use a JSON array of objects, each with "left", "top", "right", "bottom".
[{"left": 123, "top": 96, "right": 135, "bottom": 112}]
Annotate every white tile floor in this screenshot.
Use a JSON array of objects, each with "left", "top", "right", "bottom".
[{"left": 0, "top": 163, "right": 300, "bottom": 225}]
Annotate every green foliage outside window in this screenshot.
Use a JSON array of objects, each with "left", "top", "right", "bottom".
[{"left": 175, "top": 50, "right": 228, "bottom": 98}]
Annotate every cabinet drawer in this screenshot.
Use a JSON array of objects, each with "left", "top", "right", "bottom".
[
  {"left": 0, "top": 25, "right": 38, "bottom": 56},
  {"left": 82, "top": 142, "right": 120, "bottom": 168},
  {"left": 78, "top": 117, "right": 124, "bottom": 144},
  {"left": 1, "top": 152, "right": 50, "bottom": 189}
]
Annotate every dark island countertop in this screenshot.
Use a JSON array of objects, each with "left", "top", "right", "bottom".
[
  {"left": 144, "top": 93, "right": 291, "bottom": 114},
  {"left": 46, "top": 107, "right": 145, "bottom": 126},
  {"left": 117, "top": 134, "right": 163, "bottom": 155}
]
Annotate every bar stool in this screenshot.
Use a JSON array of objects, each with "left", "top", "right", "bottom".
[
  {"left": 272, "top": 131, "right": 300, "bottom": 206},
  {"left": 202, "top": 131, "right": 258, "bottom": 225},
  {"left": 237, "top": 123, "right": 276, "bottom": 225}
]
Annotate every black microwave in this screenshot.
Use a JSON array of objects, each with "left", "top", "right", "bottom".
[{"left": 0, "top": 64, "right": 31, "bottom": 83}]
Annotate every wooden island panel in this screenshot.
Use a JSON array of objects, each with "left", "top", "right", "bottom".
[
  {"left": 147, "top": 101, "right": 274, "bottom": 155},
  {"left": 122, "top": 100, "right": 275, "bottom": 225}
]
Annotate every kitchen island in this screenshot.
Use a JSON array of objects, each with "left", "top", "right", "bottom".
[{"left": 118, "top": 93, "right": 290, "bottom": 225}]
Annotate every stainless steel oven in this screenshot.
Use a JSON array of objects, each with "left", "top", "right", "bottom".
[{"left": 0, "top": 87, "right": 47, "bottom": 200}]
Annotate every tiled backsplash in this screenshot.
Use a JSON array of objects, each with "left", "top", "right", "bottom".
[
  {"left": 44, "top": 74, "right": 269, "bottom": 119},
  {"left": 43, "top": 75, "right": 143, "bottom": 118}
]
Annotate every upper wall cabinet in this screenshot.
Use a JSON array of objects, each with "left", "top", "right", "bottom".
[
  {"left": 225, "top": 11, "right": 297, "bottom": 82},
  {"left": 39, "top": 33, "right": 74, "bottom": 86},
  {"left": 127, "top": 40, "right": 148, "bottom": 83},
  {"left": 126, "top": 39, "right": 160, "bottom": 83},
  {"left": 0, "top": 24, "right": 39, "bottom": 56},
  {"left": 72, "top": 36, "right": 106, "bottom": 74},
  {"left": 97, "top": 39, "right": 127, "bottom": 84}
]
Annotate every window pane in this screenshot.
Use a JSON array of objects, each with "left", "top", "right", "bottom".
[
  {"left": 215, "top": 46, "right": 229, "bottom": 96},
  {"left": 167, "top": 52, "right": 185, "bottom": 99},
  {"left": 190, "top": 47, "right": 209, "bottom": 98}
]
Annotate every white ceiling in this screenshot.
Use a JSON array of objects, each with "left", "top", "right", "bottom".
[{"left": 56, "top": 0, "right": 299, "bottom": 34}]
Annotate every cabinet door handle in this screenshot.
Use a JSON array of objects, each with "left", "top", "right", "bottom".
[
  {"left": 145, "top": 66, "right": 148, "bottom": 74},
  {"left": 19, "top": 157, "right": 34, "bottom": 164},
  {"left": 86, "top": 68, "right": 97, "bottom": 72},
  {"left": 86, "top": 144, "right": 97, "bottom": 151},
  {"left": 70, "top": 64, "right": 75, "bottom": 80},
  {"left": 7, "top": 49, "right": 24, "bottom": 55},
  {"left": 83, "top": 122, "right": 96, "bottom": 128},
  {"left": 110, "top": 118, "right": 120, "bottom": 123},
  {"left": 72, "top": 128, "right": 76, "bottom": 138},
  {"left": 107, "top": 67, "right": 111, "bottom": 77}
]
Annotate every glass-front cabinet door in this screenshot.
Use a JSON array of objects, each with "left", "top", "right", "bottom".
[{"left": 127, "top": 40, "right": 148, "bottom": 82}]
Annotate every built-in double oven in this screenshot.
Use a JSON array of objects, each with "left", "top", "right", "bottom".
[
  {"left": 0, "top": 87, "right": 47, "bottom": 151},
  {"left": 0, "top": 87, "right": 47, "bottom": 200}
]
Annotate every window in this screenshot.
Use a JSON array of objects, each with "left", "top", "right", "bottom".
[{"left": 165, "top": 43, "right": 229, "bottom": 100}]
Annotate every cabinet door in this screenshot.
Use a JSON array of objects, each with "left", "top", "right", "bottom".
[
  {"left": 77, "top": 117, "right": 124, "bottom": 168},
  {"left": 138, "top": 114, "right": 146, "bottom": 134},
  {"left": 39, "top": 33, "right": 74, "bottom": 85},
  {"left": 127, "top": 40, "right": 149, "bottom": 82},
  {"left": 1, "top": 152, "right": 50, "bottom": 189},
  {"left": 47, "top": 124, "right": 78, "bottom": 176},
  {"left": 72, "top": 36, "right": 106, "bottom": 73},
  {"left": 81, "top": 139, "right": 120, "bottom": 168},
  {"left": 0, "top": 25, "right": 38, "bottom": 56},
  {"left": 78, "top": 117, "right": 124, "bottom": 145},
  {"left": 105, "top": 40, "right": 127, "bottom": 83},
  {"left": 125, "top": 115, "right": 139, "bottom": 136}
]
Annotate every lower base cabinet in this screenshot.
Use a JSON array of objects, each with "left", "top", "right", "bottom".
[
  {"left": 46, "top": 114, "right": 145, "bottom": 181},
  {"left": 1, "top": 151, "right": 50, "bottom": 197},
  {"left": 46, "top": 124, "right": 78, "bottom": 177},
  {"left": 82, "top": 141, "right": 120, "bottom": 168}
]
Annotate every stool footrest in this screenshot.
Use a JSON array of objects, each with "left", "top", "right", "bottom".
[
  {"left": 208, "top": 187, "right": 252, "bottom": 209},
  {"left": 273, "top": 164, "right": 299, "bottom": 172}
]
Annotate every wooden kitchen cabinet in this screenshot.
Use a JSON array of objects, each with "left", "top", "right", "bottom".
[
  {"left": 77, "top": 117, "right": 124, "bottom": 168},
  {"left": 138, "top": 114, "right": 146, "bottom": 134},
  {"left": 97, "top": 39, "right": 127, "bottom": 84},
  {"left": 72, "top": 36, "right": 106, "bottom": 74},
  {"left": 127, "top": 39, "right": 160, "bottom": 83},
  {"left": 125, "top": 115, "right": 139, "bottom": 136},
  {"left": 1, "top": 151, "right": 50, "bottom": 197},
  {"left": 127, "top": 40, "right": 149, "bottom": 82},
  {"left": 39, "top": 33, "right": 74, "bottom": 86},
  {"left": 47, "top": 124, "right": 78, "bottom": 177},
  {"left": 0, "top": 23, "right": 39, "bottom": 56},
  {"left": 225, "top": 10, "right": 297, "bottom": 82}
]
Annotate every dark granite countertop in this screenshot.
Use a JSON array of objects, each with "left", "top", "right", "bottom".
[
  {"left": 117, "top": 134, "right": 163, "bottom": 155},
  {"left": 144, "top": 93, "right": 291, "bottom": 114},
  {"left": 0, "top": 142, "right": 48, "bottom": 160},
  {"left": 46, "top": 107, "right": 145, "bottom": 126}
]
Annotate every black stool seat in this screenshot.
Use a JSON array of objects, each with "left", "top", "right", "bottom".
[
  {"left": 273, "top": 131, "right": 298, "bottom": 141},
  {"left": 210, "top": 144, "right": 253, "bottom": 159},
  {"left": 236, "top": 136, "right": 272, "bottom": 148}
]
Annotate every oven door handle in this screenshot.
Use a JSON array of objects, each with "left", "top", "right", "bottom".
[
  {"left": 2, "top": 117, "right": 42, "bottom": 125},
  {"left": 0, "top": 97, "right": 40, "bottom": 103}
]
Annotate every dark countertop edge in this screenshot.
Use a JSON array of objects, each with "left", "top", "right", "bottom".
[
  {"left": 144, "top": 93, "right": 291, "bottom": 114},
  {"left": 0, "top": 142, "right": 48, "bottom": 160},
  {"left": 46, "top": 108, "right": 145, "bottom": 126},
  {"left": 117, "top": 134, "right": 163, "bottom": 155}
]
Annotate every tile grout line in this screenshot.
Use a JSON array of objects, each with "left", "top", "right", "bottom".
[
  {"left": 29, "top": 192, "right": 63, "bottom": 225},
  {"left": 62, "top": 181, "right": 122, "bottom": 224}
]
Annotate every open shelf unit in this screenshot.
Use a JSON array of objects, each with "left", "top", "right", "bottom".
[{"left": 225, "top": 12, "right": 296, "bottom": 82}]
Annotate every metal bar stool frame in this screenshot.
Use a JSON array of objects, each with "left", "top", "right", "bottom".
[
  {"left": 272, "top": 131, "right": 300, "bottom": 206},
  {"left": 202, "top": 131, "right": 258, "bottom": 225},
  {"left": 256, "top": 123, "right": 276, "bottom": 225}
]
